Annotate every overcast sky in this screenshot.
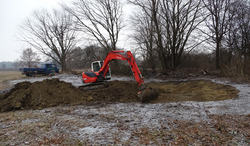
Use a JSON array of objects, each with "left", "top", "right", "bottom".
[
  {"left": 0, "top": 0, "right": 71, "bottom": 62},
  {"left": 0, "top": 0, "right": 133, "bottom": 62}
]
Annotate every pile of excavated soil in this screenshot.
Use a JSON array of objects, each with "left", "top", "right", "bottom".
[
  {"left": 0, "top": 79, "right": 88, "bottom": 112},
  {"left": 0, "top": 79, "right": 141, "bottom": 112},
  {"left": 0, "top": 79, "right": 239, "bottom": 112},
  {"left": 84, "top": 81, "right": 140, "bottom": 102}
]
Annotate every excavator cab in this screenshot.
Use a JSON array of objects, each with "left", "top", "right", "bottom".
[{"left": 91, "top": 61, "right": 111, "bottom": 80}]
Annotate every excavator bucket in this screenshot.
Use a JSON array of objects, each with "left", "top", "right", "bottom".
[{"left": 138, "top": 85, "right": 159, "bottom": 102}]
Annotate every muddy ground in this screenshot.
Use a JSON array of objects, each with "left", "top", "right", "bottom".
[
  {"left": 0, "top": 78, "right": 239, "bottom": 112},
  {"left": 0, "top": 74, "right": 249, "bottom": 145}
]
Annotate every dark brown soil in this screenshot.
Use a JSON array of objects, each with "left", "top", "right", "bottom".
[
  {"left": 0, "top": 79, "right": 88, "bottom": 112},
  {"left": 0, "top": 79, "right": 239, "bottom": 112},
  {"left": 83, "top": 80, "right": 139, "bottom": 102},
  {"left": 0, "top": 79, "right": 141, "bottom": 112}
]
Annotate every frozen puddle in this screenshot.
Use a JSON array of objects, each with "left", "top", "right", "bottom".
[{"left": 203, "top": 79, "right": 250, "bottom": 115}]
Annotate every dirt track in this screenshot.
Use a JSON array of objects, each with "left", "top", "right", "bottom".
[{"left": 0, "top": 74, "right": 249, "bottom": 145}]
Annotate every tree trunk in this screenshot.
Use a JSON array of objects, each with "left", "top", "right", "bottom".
[
  {"left": 60, "top": 57, "right": 67, "bottom": 72},
  {"left": 216, "top": 40, "right": 220, "bottom": 70}
]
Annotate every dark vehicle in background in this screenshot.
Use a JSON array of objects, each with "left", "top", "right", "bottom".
[{"left": 19, "top": 63, "right": 59, "bottom": 77}]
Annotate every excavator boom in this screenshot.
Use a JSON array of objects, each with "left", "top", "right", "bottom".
[{"left": 99, "top": 51, "right": 144, "bottom": 85}]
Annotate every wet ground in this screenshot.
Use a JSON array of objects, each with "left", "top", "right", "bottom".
[
  {"left": 0, "top": 74, "right": 249, "bottom": 145},
  {"left": 0, "top": 74, "right": 239, "bottom": 112}
]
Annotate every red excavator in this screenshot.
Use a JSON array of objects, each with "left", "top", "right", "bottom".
[{"left": 82, "top": 50, "right": 158, "bottom": 102}]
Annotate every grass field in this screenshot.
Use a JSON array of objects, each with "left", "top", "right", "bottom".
[{"left": 0, "top": 71, "right": 26, "bottom": 90}]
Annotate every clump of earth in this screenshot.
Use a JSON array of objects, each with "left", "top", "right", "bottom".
[{"left": 0, "top": 79, "right": 239, "bottom": 112}]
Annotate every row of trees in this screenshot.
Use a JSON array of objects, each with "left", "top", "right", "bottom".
[
  {"left": 19, "top": 0, "right": 250, "bottom": 77},
  {"left": 131, "top": 0, "right": 250, "bottom": 76},
  {"left": 130, "top": 0, "right": 206, "bottom": 71},
  {"left": 202, "top": 0, "right": 250, "bottom": 72},
  {"left": 19, "top": 0, "right": 122, "bottom": 71},
  {"left": 16, "top": 45, "right": 105, "bottom": 70}
]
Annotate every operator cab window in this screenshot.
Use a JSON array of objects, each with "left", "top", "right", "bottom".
[{"left": 93, "top": 62, "right": 101, "bottom": 72}]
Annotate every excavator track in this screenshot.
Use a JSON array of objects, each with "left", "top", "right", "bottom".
[{"left": 79, "top": 82, "right": 109, "bottom": 90}]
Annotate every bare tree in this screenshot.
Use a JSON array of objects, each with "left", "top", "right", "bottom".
[
  {"left": 64, "top": 0, "right": 124, "bottom": 53},
  {"left": 66, "top": 47, "right": 85, "bottom": 70},
  {"left": 202, "top": 0, "right": 236, "bottom": 70},
  {"left": 160, "top": 0, "right": 205, "bottom": 70},
  {"left": 19, "top": 9, "right": 78, "bottom": 71},
  {"left": 17, "top": 48, "right": 41, "bottom": 68},
  {"left": 225, "top": 0, "right": 250, "bottom": 76},
  {"left": 131, "top": 6, "right": 158, "bottom": 71},
  {"left": 67, "top": 45, "right": 105, "bottom": 70},
  {"left": 130, "top": 0, "right": 205, "bottom": 70},
  {"left": 129, "top": 0, "right": 169, "bottom": 70}
]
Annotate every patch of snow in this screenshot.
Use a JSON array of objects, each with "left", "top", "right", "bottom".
[
  {"left": 79, "top": 126, "right": 106, "bottom": 135},
  {"left": 21, "top": 119, "right": 40, "bottom": 124}
]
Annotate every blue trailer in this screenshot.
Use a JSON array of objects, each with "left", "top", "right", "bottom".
[{"left": 19, "top": 63, "right": 59, "bottom": 77}]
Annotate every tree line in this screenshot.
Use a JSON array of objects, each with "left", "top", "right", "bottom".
[{"left": 18, "top": 0, "right": 250, "bottom": 77}]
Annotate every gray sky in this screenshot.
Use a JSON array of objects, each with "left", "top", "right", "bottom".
[
  {"left": 0, "top": 0, "right": 134, "bottom": 62},
  {"left": 0, "top": 0, "right": 69, "bottom": 62},
  {"left": 0, "top": 0, "right": 210, "bottom": 63}
]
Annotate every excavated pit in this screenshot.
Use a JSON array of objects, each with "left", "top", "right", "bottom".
[
  {"left": 149, "top": 80, "right": 239, "bottom": 103},
  {"left": 0, "top": 79, "right": 239, "bottom": 112}
]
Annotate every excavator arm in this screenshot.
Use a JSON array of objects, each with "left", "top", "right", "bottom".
[
  {"left": 82, "top": 50, "right": 144, "bottom": 86},
  {"left": 98, "top": 51, "right": 144, "bottom": 86}
]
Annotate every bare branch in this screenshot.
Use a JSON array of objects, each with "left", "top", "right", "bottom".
[
  {"left": 63, "top": 0, "right": 124, "bottom": 52},
  {"left": 19, "top": 9, "right": 78, "bottom": 71}
]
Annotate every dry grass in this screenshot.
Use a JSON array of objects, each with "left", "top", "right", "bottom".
[
  {"left": 0, "top": 71, "right": 26, "bottom": 90},
  {"left": 149, "top": 80, "right": 239, "bottom": 103}
]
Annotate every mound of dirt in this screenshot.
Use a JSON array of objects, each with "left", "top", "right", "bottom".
[
  {"left": 85, "top": 81, "right": 140, "bottom": 102},
  {"left": 0, "top": 79, "right": 141, "bottom": 112},
  {"left": 0, "top": 79, "right": 90, "bottom": 112}
]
